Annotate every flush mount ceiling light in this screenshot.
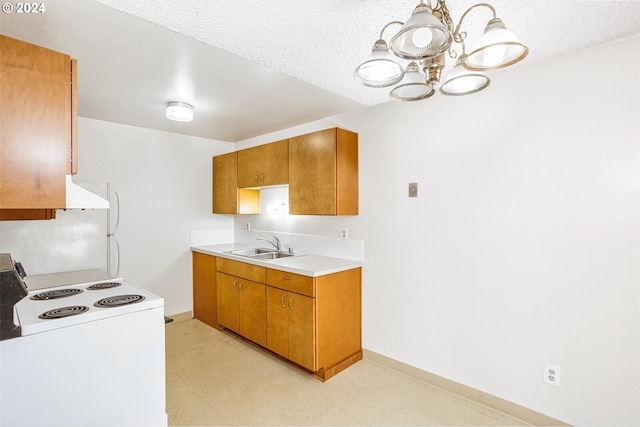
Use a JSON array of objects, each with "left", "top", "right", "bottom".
[
  {"left": 166, "top": 101, "right": 193, "bottom": 122},
  {"left": 354, "top": 1, "right": 528, "bottom": 101}
]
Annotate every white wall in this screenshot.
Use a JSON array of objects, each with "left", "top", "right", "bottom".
[
  {"left": 74, "top": 118, "right": 235, "bottom": 315},
  {"left": 234, "top": 36, "right": 640, "bottom": 425}
]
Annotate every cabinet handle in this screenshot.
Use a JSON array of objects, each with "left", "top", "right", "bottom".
[
  {"left": 254, "top": 173, "right": 259, "bottom": 182},
  {"left": 282, "top": 275, "right": 292, "bottom": 281},
  {"left": 239, "top": 282, "right": 244, "bottom": 294},
  {"left": 260, "top": 172, "right": 264, "bottom": 183},
  {"left": 280, "top": 294, "right": 286, "bottom": 308},
  {"left": 233, "top": 279, "right": 238, "bottom": 292},
  {"left": 289, "top": 296, "right": 294, "bottom": 311}
]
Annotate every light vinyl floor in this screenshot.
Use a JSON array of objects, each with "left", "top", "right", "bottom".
[{"left": 166, "top": 319, "right": 529, "bottom": 426}]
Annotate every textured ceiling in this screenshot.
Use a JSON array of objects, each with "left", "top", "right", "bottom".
[
  {"left": 1, "top": 1, "right": 639, "bottom": 141},
  {"left": 95, "top": 0, "right": 640, "bottom": 105}
]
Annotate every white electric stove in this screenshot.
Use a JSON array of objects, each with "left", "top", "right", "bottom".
[
  {"left": 0, "top": 255, "right": 167, "bottom": 427},
  {"left": 15, "top": 276, "right": 164, "bottom": 335}
]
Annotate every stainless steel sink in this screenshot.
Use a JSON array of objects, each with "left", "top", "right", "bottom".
[
  {"left": 250, "top": 251, "right": 295, "bottom": 260},
  {"left": 224, "top": 248, "right": 297, "bottom": 260},
  {"left": 225, "top": 248, "right": 274, "bottom": 257}
]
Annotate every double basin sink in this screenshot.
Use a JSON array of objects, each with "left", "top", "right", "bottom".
[{"left": 224, "top": 247, "right": 298, "bottom": 260}]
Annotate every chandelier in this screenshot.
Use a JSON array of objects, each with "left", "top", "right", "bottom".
[{"left": 354, "top": 1, "right": 529, "bottom": 100}]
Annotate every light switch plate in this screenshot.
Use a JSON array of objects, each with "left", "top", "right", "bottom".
[{"left": 409, "top": 183, "right": 418, "bottom": 197}]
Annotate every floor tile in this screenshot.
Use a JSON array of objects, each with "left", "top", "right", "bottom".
[
  {"left": 439, "top": 398, "right": 530, "bottom": 426},
  {"left": 165, "top": 320, "right": 530, "bottom": 426}
]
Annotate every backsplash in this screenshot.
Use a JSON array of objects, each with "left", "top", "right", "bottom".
[
  {"left": 190, "top": 229, "right": 364, "bottom": 262},
  {"left": 190, "top": 229, "right": 235, "bottom": 247}
]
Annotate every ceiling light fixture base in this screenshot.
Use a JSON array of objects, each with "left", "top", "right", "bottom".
[{"left": 166, "top": 101, "right": 194, "bottom": 122}]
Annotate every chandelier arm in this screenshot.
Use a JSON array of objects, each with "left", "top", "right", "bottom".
[
  {"left": 452, "top": 3, "right": 497, "bottom": 41},
  {"left": 453, "top": 29, "right": 468, "bottom": 55},
  {"left": 378, "top": 20, "right": 404, "bottom": 41}
]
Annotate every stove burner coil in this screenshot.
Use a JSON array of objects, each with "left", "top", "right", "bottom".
[
  {"left": 86, "top": 282, "right": 121, "bottom": 290},
  {"left": 94, "top": 294, "right": 145, "bottom": 308},
  {"left": 30, "top": 288, "right": 83, "bottom": 300},
  {"left": 38, "top": 305, "right": 90, "bottom": 319}
]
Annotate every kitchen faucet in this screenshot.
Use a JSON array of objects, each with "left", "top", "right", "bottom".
[{"left": 256, "top": 234, "right": 281, "bottom": 251}]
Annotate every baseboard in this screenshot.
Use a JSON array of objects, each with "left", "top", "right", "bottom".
[
  {"left": 165, "top": 310, "right": 192, "bottom": 323},
  {"left": 362, "top": 349, "right": 569, "bottom": 427}
]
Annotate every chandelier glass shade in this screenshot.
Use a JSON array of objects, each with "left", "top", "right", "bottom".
[
  {"left": 354, "top": 1, "right": 528, "bottom": 101},
  {"left": 390, "top": 61, "right": 435, "bottom": 101},
  {"left": 354, "top": 39, "right": 405, "bottom": 87},
  {"left": 389, "top": 3, "right": 452, "bottom": 60},
  {"left": 439, "top": 56, "right": 490, "bottom": 96},
  {"left": 463, "top": 18, "right": 529, "bottom": 71}
]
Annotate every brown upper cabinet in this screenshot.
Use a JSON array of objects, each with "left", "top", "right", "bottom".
[
  {"left": 289, "top": 128, "right": 358, "bottom": 215},
  {"left": 0, "top": 35, "right": 77, "bottom": 211},
  {"left": 237, "top": 139, "right": 288, "bottom": 188},
  {"left": 212, "top": 152, "right": 239, "bottom": 214},
  {"left": 212, "top": 127, "right": 358, "bottom": 216},
  {"left": 212, "top": 152, "right": 259, "bottom": 215}
]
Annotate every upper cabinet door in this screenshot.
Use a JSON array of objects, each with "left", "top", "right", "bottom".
[
  {"left": 237, "top": 139, "right": 288, "bottom": 188},
  {"left": 212, "top": 151, "right": 259, "bottom": 215},
  {"left": 212, "top": 152, "right": 238, "bottom": 214},
  {"left": 0, "top": 35, "right": 75, "bottom": 209},
  {"left": 289, "top": 128, "right": 358, "bottom": 215}
]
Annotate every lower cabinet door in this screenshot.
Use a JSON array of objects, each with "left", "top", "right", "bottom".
[
  {"left": 266, "top": 287, "right": 289, "bottom": 358},
  {"left": 287, "top": 292, "right": 315, "bottom": 370},
  {"left": 193, "top": 253, "right": 218, "bottom": 329},
  {"left": 238, "top": 280, "right": 267, "bottom": 347},
  {"left": 216, "top": 273, "right": 239, "bottom": 332}
]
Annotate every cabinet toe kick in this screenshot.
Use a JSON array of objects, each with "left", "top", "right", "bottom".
[{"left": 312, "top": 350, "right": 363, "bottom": 382}]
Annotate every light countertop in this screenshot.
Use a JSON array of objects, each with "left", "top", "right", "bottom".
[{"left": 191, "top": 244, "right": 362, "bottom": 277}]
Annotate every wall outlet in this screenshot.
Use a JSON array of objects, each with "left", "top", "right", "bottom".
[
  {"left": 341, "top": 227, "right": 348, "bottom": 239},
  {"left": 544, "top": 363, "right": 560, "bottom": 387},
  {"left": 245, "top": 222, "right": 251, "bottom": 230},
  {"left": 408, "top": 182, "right": 418, "bottom": 197}
]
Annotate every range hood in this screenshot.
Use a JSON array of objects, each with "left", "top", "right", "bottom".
[{"left": 65, "top": 175, "right": 109, "bottom": 209}]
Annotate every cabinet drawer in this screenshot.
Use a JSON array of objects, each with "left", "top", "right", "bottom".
[
  {"left": 217, "top": 258, "right": 266, "bottom": 283},
  {"left": 266, "top": 269, "right": 315, "bottom": 297}
]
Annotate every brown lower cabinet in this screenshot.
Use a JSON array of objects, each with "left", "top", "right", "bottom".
[
  {"left": 216, "top": 272, "right": 267, "bottom": 347},
  {"left": 192, "top": 252, "right": 218, "bottom": 329},
  {"left": 266, "top": 287, "right": 315, "bottom": 370},
  {"left": 193, "top": 251, "right": 362, "bottom": 381}
]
